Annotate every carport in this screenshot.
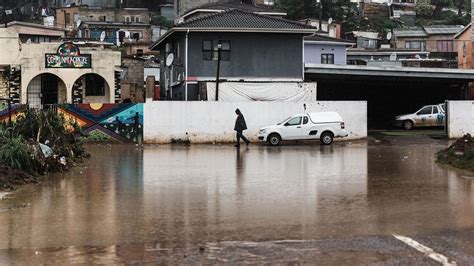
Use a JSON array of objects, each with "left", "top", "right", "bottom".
[{"left": 305, "top": 64, "right": 474, "bottom": 129}]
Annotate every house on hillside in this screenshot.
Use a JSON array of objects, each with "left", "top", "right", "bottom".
[
  {"left": 454, "top": 23, "right": 474, "bottom": 99},
  {"left": 392, "top": 25, "right": 465, "bottom": 68},
  {"left": 57, "top": 0, "right": 118, "bottom": 8},
  {"left": 454, "top": 23, "right": 472, "bottom": 69},
  {"left": 178, "top": 2, "right": 286, "bottom": 22},
  {"left": 346, "top": 48, "right": 431, "bottom": 67},
  {"left": 346, "top": 31, "right": 381, "bottom": 49},
  {"left": 298, "top": 19, "right": 341, "bottom": 38},
  {"left": 150, "top": 9, "right": 317, "bottom": 101},
  {"left": 56, "top": 6, "right": 152, "bottom": 55},
  {"left": 304, "top": 35, "right": 354, "bottom": 65}
]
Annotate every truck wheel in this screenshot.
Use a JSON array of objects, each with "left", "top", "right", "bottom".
[
  {"left": 320, "top": 132, "right": 333, "bottom": 145},
  {"left": 268, "top": 133, "right": 281, "bottom": 146},
  {"left": 403, "top": 120, "right": 413, "bottom": 130}
]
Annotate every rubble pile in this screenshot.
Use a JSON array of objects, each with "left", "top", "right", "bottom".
[
  {"left": 437, "top": 134, "right": 474, "bottom": 171},
  {"left": 0, "top": 109, "right": 88, "bottom": 191}
]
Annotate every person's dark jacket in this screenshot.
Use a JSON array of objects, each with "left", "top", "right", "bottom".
[{"left": 234, "top": 110, "right": 248, "bottom": 131}]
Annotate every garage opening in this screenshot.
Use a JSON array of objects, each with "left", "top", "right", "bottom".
[{"left": 305, "top": 67, "right": 472, "bottom": 130}]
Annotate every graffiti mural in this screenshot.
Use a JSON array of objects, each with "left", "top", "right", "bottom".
[
  {"left": 59, "top": 103, "right": 144, "bottom": 143},
  {"left": 0, "top": 103, "right": 25, "bottom": 124}
]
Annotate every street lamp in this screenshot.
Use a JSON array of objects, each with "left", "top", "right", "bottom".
[
  {"left": 215, "top": 42, "right": 222, "bottom": 101},
  {"left": 315, "top": 0, "right": 323, "bottom": 32}
]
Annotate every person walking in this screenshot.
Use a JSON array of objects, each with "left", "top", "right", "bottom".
[{"left": 234, "top": 108, "right": 250, "bottom": 148}]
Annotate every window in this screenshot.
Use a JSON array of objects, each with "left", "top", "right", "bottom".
[
  {"left": 433, "top": 106, "right": 439, "bottom": 114},
  {"left": 440, "top": 104, "right": 446, "bottom": 112},
  {"left": 38, "top": 36, "right": 51, "bottom": 43},
  {"left": 85, "top": 75, "right": 105, "bottom": 96},
  {"left": 286, "top": 117, "right": 302, "bottom": 126},
  {"left": 405, "top": 41, "right": 426, "bottom": 51},
  {"left": 437, "top": 40, "right": 453, "bottom": 52},
  {"left": 202, "top": 40, "right": 231, "bottom": 61},
  {"left": 134, "top": 16, "right": 141, "bottom": 23},
  {"left": 26, "top": 35, "right": 51, "bottom": 43},
  {"left": 303, "top": 116, "right": 309, "bottom": 124},
  {"left": 131, "top": 32, "right": 141, "bottom": 41},
  {"left": 99, "top": 15, "right": 106, "bottom": 22},
  {"left": 362, "top": 38, "right": 377, "bottom": 49},
  {"left": 321, "top": 54, "right": 334, "bottom": 64},
  {"left": 203, "top": 40, "right": 213, "bottom": 60},
  {"left": 65, "top": 13, "right": 70, "bottom": 24},
  {"left": 125, "top": 16, "right": 131, "bottom": 23},
  {"left": 417, "top": 106, "right": 432, "bottom": 115}
]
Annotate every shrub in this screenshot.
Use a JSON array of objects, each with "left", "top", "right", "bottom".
[{"left": 0, "top": 136, "right": 37, "bottom": 174}]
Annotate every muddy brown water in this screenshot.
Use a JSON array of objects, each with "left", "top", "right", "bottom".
[{"left": 0, "top": 141, "right": 474, "bottom": 263}]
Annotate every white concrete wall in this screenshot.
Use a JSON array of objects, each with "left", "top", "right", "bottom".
[
  {"left": 447, "top": 101, "right": 474, "bottom": 138},
  {"left": 144, "top": 101, "right": 367, "bottom": 144},
  {"left": 0, "top": 29, "right": 21, "bottom": 65}
]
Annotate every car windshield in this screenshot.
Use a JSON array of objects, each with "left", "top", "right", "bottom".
[{"left": 277, "top": 117, "right": 291, "bottom": 125}]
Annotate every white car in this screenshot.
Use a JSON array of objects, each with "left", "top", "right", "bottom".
[
  {"left": 257, "top": 112, "right": 349, "bottom": 146},
  {"left": 394, "top": 103, "right": 446, "bottom": 130}
]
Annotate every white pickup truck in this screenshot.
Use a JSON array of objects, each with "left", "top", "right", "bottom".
[
  {"left": 394, "top": 103, "right": 446, "bottom": 130},
  {"left": 257, "top": 112, "right": 349, "bottom": 146}
]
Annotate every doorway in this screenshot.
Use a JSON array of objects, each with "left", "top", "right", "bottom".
[{"left": 27, "top": 73, "right": 67, "bottom": 108}]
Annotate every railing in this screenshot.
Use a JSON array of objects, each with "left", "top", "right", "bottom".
[{"left": 27, "top": 104, "right": 59, "bottom": 113}]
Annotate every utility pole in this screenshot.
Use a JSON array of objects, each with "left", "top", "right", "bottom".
[{"left": 215, "top": 42, "right": 222, "bottom": 101}]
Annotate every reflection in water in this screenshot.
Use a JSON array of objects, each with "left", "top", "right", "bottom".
[
  {"left": 367, "top": 144, "right": 474, "bottom": 233},
  {"left": 0, "top": 142, "right": 473, "bottom": 263}
]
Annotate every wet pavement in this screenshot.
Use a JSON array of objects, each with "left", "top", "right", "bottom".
[{"left": 1, "top": 138, "right": 474, "bottom": 264}]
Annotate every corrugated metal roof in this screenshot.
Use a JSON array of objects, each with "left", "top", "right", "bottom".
[
  {"left": 393, "top": 27, "right": 428, "bottom": 37},
  {"left": 184, "top": 2, "right": 283, "bottom": 14},
  {"left": 177, "top": 9, "right": 317, "bottom": 30},
  {"left": 305, "top": 34, "right": 354, "bottom": 45},
  {"left": 423, "top": 25, "right": 464, "bottom": 35}
]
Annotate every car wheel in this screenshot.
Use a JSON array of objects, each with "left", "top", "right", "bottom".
[
  {"left": 320, "top": 132, "right": 333, "bottom": 145},
  {"left": 267, "top": 133, "right": 281, "bottom": 146},
  {"left": 403, "top": 120, "right": 413, "bottom": 130}
]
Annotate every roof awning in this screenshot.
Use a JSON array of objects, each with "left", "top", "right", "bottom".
[{"left": 305, "top": 64, "right": 474, "bottom": 81}]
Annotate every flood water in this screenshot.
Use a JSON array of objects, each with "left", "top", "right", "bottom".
[{"left": 1, "top": 141, "right": 474, "bottom": 263}]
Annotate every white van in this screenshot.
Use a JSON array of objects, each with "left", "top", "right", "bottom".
[{"left": 257, "top": 112, "right": 349, "bottom": 146}]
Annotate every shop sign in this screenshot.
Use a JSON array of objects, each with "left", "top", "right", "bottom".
[{"left": 45, "top": 42, "right": 92, "bottom": 68}]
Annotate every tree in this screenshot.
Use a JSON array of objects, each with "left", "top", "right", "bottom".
[
  {"left": 277, "top": 0, "right": 358, "bottom": 23},
  {"left": 452, "top": 0, "right": 470, "bottom": 15},
  {"left": 415, "top": 0, "right": 434, "bottom": 18},
  {"left": 431, "top": 0, "right": 452, "bottom": 16},
  {"left": 277, "top": 0, "right": 318, "bottom": 20}
]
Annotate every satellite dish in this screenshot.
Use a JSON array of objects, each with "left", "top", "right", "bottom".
[
  {"left": 166, "top": 53, "right": 175, "bottom": 67},
  {"left": 386, "top": 31, "right": 393, "bottom": 40},
  {"left": 100, "top": 31, "right": 106, "bottom": 42},
  {"left": 76, "top": 19, "right": 82, "bottom": 28},
  {"left": 328, "top": 17, "right": 333, "bottom": 25}
]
